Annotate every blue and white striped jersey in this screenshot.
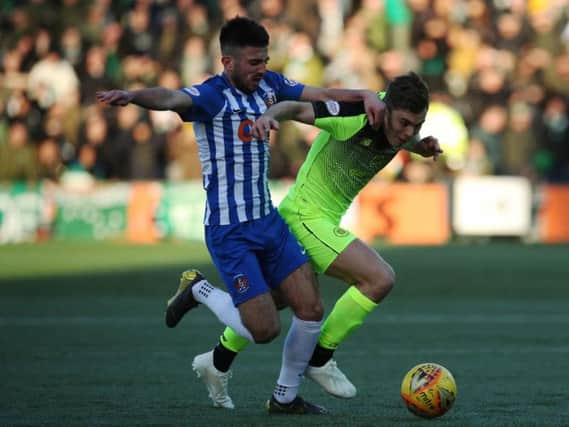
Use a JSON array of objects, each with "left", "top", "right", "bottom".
[{"left": 179, "top": 71, "right": 304, "bottom": 226}]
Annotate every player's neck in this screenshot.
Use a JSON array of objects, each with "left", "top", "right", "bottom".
[{"left": 222, "top": 72, "right": 252, "bottom": 94}]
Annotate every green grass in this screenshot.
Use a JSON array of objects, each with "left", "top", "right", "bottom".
[{"left": 1, "top": 242, "right": 568, "bottom": 426}]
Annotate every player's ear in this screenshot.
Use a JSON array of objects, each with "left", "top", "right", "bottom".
[{"left": 221, "top": 55, "right": 233, "bottom": 71}]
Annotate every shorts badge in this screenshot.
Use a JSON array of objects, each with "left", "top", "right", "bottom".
[
  {"left": 233, "top": 274, "right": 250, "bottom": 294},
  {"left": 333, "top": 227, "right": 348, "bottom": 237}
]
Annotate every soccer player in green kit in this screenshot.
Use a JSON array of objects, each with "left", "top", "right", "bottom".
[{"left": 189, "top": 72, "right": 443, "bottom": 408}]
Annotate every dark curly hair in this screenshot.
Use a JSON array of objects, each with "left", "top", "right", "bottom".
[
  {"left": 220, "top": 17, "right": 269, "bottom": 55},
  {"left": 384, "top": 72, "right": 430, "bottom": 114}
]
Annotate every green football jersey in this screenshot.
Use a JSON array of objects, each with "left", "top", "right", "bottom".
[{"left": 284, "top": 94, "right": 401, "bottom": 222}]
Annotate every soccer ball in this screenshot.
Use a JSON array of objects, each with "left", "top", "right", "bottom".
[{"left": 401, "top": 362, "right": 457, "bottom": 418}]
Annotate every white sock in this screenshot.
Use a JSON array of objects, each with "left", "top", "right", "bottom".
[
  {"left": 191, "top": 280, "right": 255, "bottom": 342},
  {"left": 273, "top": 316, "right": 322, "bottom": 404}
]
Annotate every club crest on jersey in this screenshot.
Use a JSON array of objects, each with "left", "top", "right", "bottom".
[
  {"left": 233, "top": 274, "right": 250, "bottom": 294},
  {"left": 263, "top": 92, "right": 277, "bottom": 107}
]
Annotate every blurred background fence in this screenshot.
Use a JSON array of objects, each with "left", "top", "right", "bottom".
[
  {"left": 1, "top": 0, "right": 568, "bottom": 244},
  {"left": 2, "top": 178, "right": 569, "bottom": 244}
]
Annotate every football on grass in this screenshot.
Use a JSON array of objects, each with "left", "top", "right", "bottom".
[{"left": 401, "top": 362, "right": 457, "bottom": 418}]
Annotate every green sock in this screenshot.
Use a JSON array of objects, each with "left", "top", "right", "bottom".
[
  {"left": 318, "top": 286, "right": 378, "bottom": 350},
  {"left": 220, "top": 326, "right": 250, "bottom": 353}
]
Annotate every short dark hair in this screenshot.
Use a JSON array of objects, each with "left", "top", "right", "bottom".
[
  {"left": 384, "top": 72, "right": 430, "bottom": 113},
  {"left": 219, "top": 16, "right": 269, "bottom": 55}
]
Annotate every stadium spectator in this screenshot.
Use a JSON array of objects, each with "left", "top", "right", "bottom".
[
  {"left": 2, "top": 89, "right": 44, "bottom": 142},
  {"left": 37, "top": 137, "right": 63, "bottom": 182},
  {"left": 60, "top": 26, "right": 85, "bottom": 71},
  {"left": 470, "top": 104, "right": 508, "bottom": 175},
  {"left": 119, "top": 6, "right": 155, "bottom": 57},
  {"left": 80, "top": 45, "right": 115, "bottom": 105},
  {"left": 156, "top": 9, "right": 185, "bottom": 69},
  {"left": 127, "top": 120, "right": 166, "bottom": 180},
  {"left": 27, "top": 39, "right": 79, "bottom": 110},
  {"left": 0, "top": 99, "right": 7, "bottom": 146},
  {"left": 462, "top": 137, "right": 493, "bottom": 177},
  {"left": 106, "top": 103, "right": 140, "bottom": 180},
  {"left": 501, "top": 101, "right": 539, "bottom": 179},
  {"left": 163, "top": 123, "right": 202, "bottom": 181},
  {"left": 0, "top": 0, "right": 567, "bottom": 184},
  {"left": 43, "top": 103, "right": 79, "bottom": 164},
  {"left": 0, "top": 120, "right": 38, "bottom": 182},
  {"left": 282, "top": 31, "right": 325, "bottom": 87},
  {"left": 540, "top": 95, "right": 569, "bottom": 182},
  {"left": 180, "top": 36, "right": 210, "bottom": 87},
  {"left": 77, "top": 109, "right": 111, "bottom": 178}
]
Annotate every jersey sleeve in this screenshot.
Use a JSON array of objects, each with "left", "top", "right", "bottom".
[
  {"left": 311, "top": 101, "right": 368, "bottom": 141},
  {"left": 265, "top": 71, "right": 305, "bottom": 101},
  {"left": 177, "top": 84, "right": 225, "bottom": 122}
]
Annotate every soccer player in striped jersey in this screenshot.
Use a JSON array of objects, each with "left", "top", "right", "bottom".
[
  {"left": 97, "top": 16, "right": 384, "bottom": 414},
  {"left": 192, "top": 72, "right": 442, "bottom": 405}
]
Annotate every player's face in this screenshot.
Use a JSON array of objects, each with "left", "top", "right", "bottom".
[
  {"left": 224, "top": 46, "right": 269, "bottom": 93},
  {"left": 384, "top": 107, "right": 427, "bottom": 147}
]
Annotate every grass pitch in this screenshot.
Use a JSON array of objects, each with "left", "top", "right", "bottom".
[{"left": 1, "top": 242, "right": 568, "bottom": 426}]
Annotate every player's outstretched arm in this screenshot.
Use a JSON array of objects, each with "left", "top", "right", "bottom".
[
  {"left": 300, "top": 86, "right": 383, "bottom": 128},
  {"left": 251, "top": 101, "right": 314, "bottom": 140},
  {"left": 96, "top": 87, "right": 192, "bottom": 113}
]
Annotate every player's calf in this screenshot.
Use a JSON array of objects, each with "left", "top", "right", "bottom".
[{"left": 238, "top": 293, "right": 281, "bottom": 343}]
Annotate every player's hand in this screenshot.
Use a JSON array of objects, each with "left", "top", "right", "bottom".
[
  {"left": 363, "top": 91, "right": 385, "bottom": 129},
  {"left": 419, "top": 136, "right": 443, "bottom": 161},
  {"left": 96, "top": 90, "right": 133, "bottom": 106},
  {"left": 252, "top": 116, "right": 280, "bottom": 140}
]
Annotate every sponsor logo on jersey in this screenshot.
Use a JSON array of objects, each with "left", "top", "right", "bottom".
[
  {"left": 263, "top": 91, "right": 277, "bottom": 107},
  {"left": 187, "top": 86, "right": 200, "bottom": 96},
  {"left": 284, "top": 78, "right": 299, "bottom": 87},
  {"left": 238, "top": 119, "right": 254, "bottom": 142},
  {"left": 233, "top": 274, "right": 250, "bottom": 294},
  {"left": 325, "top": 100, "right": 340, "bottom": 116}
]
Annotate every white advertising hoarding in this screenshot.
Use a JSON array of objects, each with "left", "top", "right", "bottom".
[{"left": 453, "top": 176, "right": 532, "bottom": 236}]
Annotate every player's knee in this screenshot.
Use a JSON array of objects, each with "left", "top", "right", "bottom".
[
  {"left": 293, "top": 300, "right": 324, "bottom": 322},
  {"left": 271, "top": 290, "right": 289, "bottom": 311},
  {"left": 365, "top": 263, "right": 395, "bottom": 301},
  {"left": 250, "top": 322, "right": 281, "bottom": 344},
  {"left": 377, "top": 263, "right": 396, "bottom": 295}
]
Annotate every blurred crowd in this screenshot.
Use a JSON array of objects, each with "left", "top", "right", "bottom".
[{"left": 0, "top": 0, "right": 568, "bottom": 187}]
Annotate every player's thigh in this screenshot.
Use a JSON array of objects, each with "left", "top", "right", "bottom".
[
  {"left": 326, "top": 238, "right": 395, "bottom": 288},
  {"left": 292, "top": 216, "right": 356, "bottom": 274},
  {"left": 278, "top": 262, "right": 323, "bottom": 321},
  {"left": 205, "top": 223, "right": 280, "bottom": 335},
  {"left": 258, "top": 210, "right": 309, "bottom": 284}
]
